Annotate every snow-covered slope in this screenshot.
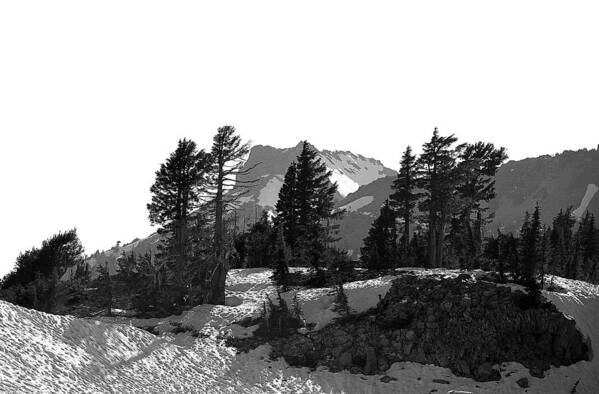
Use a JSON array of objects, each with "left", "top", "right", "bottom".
[{"left": 3, "top": 269, "right": 598, "bottom": 393}]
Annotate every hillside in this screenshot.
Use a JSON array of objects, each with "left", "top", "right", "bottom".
[
  {"left": 337, "top": 147, "right": 599, "bottom": 257},
  {"left": 3, "top": 268, "right": 599, "bottom": 393},
  {"left": 490, "top": 148, "right": 599, "bottom": 233}
]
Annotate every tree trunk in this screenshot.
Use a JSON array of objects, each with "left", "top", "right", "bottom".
[
  {"left": 209, "top": 161, "right": 227, "bottom": 305},
  {"left": 427, "top": 218, "right": 436, "bottom": 268}
]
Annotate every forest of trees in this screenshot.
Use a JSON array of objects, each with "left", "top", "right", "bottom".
[
  {"left": 2, "top": 127, "right": 598, "bottom": 317},
  {"left": 361, "top": 128, "right": 508, "bottom": 270},
  {"left": 360, "top": 128, "right": 599, "bottom": 288},
  {"left": 0, "top": 229, "right": 87, "bottom": 313},
  {"left": 484, "top": 206, "right": 599, "bottom": 286}
]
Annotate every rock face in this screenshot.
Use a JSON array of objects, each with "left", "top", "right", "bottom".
[{"left": 270, "top": 273, "right": 590, "bottom": 381}]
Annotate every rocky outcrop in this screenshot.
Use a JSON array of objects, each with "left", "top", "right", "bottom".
[{"left": 269, "top": 273, "right": 591, "bottom": 381}]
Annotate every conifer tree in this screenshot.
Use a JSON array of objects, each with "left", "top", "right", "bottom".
[
  {"left": 0, "top": 229, "right": 84, "bottom": 312},
  {"left": 453, "top": 142, "right": 507, "bottom": 265},
  {"left": 272, "top": 225, "right": 290, "bottom": 291},
  {"left": 275, "top": 141, "right": 339, "bottom": 282},
  {"left": 417, "top": 128, "right": 458, "bottom": 268},
  {"left": 332, "top": 282, "right": 351, "bottom": 316},
  {"left": 275, "top": 162, "right": 299, "bottom": 248},
  {"left": 96, "top": 262, "right": 113, "bottom": 316},
  {"left": 519, "top": 204, "right": 542, "bottom": 288},
  {"left": 205, "top": 126, "right": 255, "bottom": 305},
  {"left": 389, "top": 146, "right": 420, "bottom": 260},
  {"left": 550, "top": 207, "right": 576, "bottom": 278},
  {"left": 577, "top": 212, "right": 599, "bottom": 281},
  {"left": 147, "top": 138, "right": 210, "bottom": 296},
  {"left": 360, "top": 200, "right": 398, "bottom": 269}
]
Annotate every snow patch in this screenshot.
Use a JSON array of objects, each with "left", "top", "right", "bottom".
[
  {"left": 573, "top": 183, "right": 599, "bottom": 219},
  {"left": 257, "top": 177, "right": 284, "bottom": 208},
  {"left": 329, "top": 169, "right": 360, "bottom": 196},
  {"left": 340, "top": 195, "right": 374, "bottom": 212}
]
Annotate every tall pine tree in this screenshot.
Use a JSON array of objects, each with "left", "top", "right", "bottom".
[
  {"left": 275, "top": 162, "right": 299, "bottom": 249},
  {"left": 417, "top": 128, "right": 458, "bottom": 268},
  {"left": 453, "top": 142, "right": 507, "bottom": 266},
  {"left": 360, "top": 200, "right": 398, "bottom": 269},
  {"left": 147, "top": 138, "right": 210, "bottom": 301},
  {"left": 519, "top": 204, "right": 542, "bottom": 289},
  {"left": 389, "top": 146, "right": 420, "bottom": 262},
  {"left": 205, "top": 126, "right": 254, "bottom": 305},
  {"left": 275, "top": 141, "right": 339, "bottom": 282}
]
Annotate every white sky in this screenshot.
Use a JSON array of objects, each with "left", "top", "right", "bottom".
[{"left": 1, "top": 1, "right": 598, "bottom": 276}]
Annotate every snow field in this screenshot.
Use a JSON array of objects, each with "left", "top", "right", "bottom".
[{"left": 1, "top": 268, "right": 598, "bottom": 393}]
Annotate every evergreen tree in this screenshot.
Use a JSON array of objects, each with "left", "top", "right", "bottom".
[
  {"left": 417, "top": 128, "right": 458, "bottom": 268},
  {"left": 275, "top": 163, "right": 299, "bottom": 249},
  {"left": 117, "top": 252, "right": 137, "bottom": 296},
  {"left": 519, "top": 204, "right": 542, "bottom": 288},
  {"left": 549, "top": 207, "right": 576, "bottom": 278},
  {"left": 96, "top": 262, "right": 113, "bottom": 316},
  {"left": 332, "top": 282, "right": 351, "bottom": 316},
  {"left": 360, "top": 200, "right": 398, "bottom": 269},
  {"left": 147, "top": 138, "right": 210, "bottom": 299},
  {"left": 272, "top": 225, "right": 290, "bottom": 291},
  {"left": 205, "top": 126, "right": 254, "bottom": 305},
  {"left": 452, "top": 142, "right": 507, "bottom": 267},
  {"left": 244, "top": 212, "right": 275, "bottom": 268},
  {"left": 389, "top": 146, "right": 420, "bottom": 261},
  {"left": 0, "top": 229, "right": 84, "bottom": 312},
  {"left": 275, "top": 141, "right": 339, "bottom": 282},
  {"left": 577, "top": 212, "right": 599, "bottom": 281}
]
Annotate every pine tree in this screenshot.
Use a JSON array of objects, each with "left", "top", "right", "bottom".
[
  {"left": 96, "top": 262, "right": 113, "bottom": 316},
  {"left": 332, "top": 282, "right": 351, "bottom": 316},
  {"left": 205, "top": 126, "right": 254, "bottom": 305},
  {"left": 294, "top": 141, "right": 338, "bottom": 235},
  {"left": 147, "top": 139, "right": 210, "bottom": 297},
  {"left": 453, "top": 142, "right": 507, "bottom": 266},
  {"left": 550, "top": 207, "right": 576, "bottom": 278},
  {"left": 577, "top": 212, "right": 599, "bottom": 281},
  {"left": 243, "top": 211, "right": 275, "bottom": 268},
  {"left": 519, "top": 204, "right": 542, "bottom": 289},
  {"left": 117, "top": 252, "right": 136, "bottom": 296},
  {"left": 360, "top": 200, "right": 398, "bottom": 269},
  {"left": 0, "top": 229, "right": 84, "bottom": 312},
  {"left": 275, "top": 163, "right": 299, "bottom": 249},
  {"left": 272, "top": 225, "right": 290, "bottom": 291},
  {"left": 389, "top": 146, "right": 420, "bottom": 261},
  {"left": 275, "top": 141, "right": 339, "bottom": 282},
  {"left": 417, "top": 128, "right": 458, "bottom": 268}
]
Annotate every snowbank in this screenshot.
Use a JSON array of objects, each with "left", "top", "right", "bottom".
[{"left": 1, "top": 268, "right": 598, "bottom": 393}]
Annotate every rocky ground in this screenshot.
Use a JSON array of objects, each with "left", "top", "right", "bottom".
[{"left": 1, "top": 268, "right": 598, "bottom": 393}]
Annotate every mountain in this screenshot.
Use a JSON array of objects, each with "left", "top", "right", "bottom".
[
  {"left": 335, "top": 176, "right": 395, "bottom": 256},
  {"left": 232, "top": 142, "right": 396, "bottom": 224},
  {"left": 490, "top": 148, "right": 599, "bottom": 232}
]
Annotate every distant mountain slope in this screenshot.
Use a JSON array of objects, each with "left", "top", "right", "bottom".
[
  {"left": 335, "top": 147, "right": 599, "bottom": 257},
  {"left": 335, "top": 176, "right": 395, "bottom": 256},
  {"left": 489, "top": 148, "right": 599, "bottom": 233},
  {"left": 232, "top": 142, "right": 396, "bottom": 224}
]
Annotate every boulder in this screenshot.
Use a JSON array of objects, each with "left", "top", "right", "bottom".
[{"left": 516, "top": 377, "right": 529, "bottom": 388}]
